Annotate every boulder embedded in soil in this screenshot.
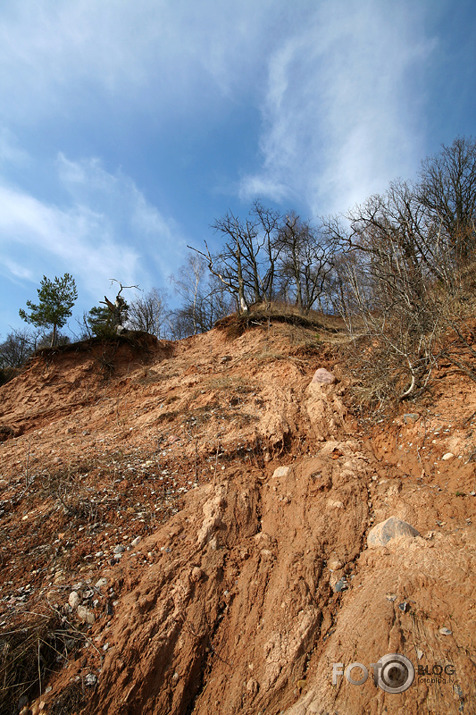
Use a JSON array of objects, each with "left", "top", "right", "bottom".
[
  {"left": 367, "top": 516, "right": 420, "bottom": 547},
  {"left": 311, "top": 368, "right": 336, "bottom": 385}
]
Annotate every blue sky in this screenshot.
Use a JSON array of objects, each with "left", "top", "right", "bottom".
[{"left": 0, "top": 0, "right": 475, "bottom": 338}]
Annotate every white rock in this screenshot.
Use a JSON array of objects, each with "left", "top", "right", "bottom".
[
  {"left": 367, "top": 516, "right": 420, "bottom": 547},
  {"left": 77, "top": 606, "right": 95, "bottom": 624},
  {"left": 131, "top": 536, "right": 141, "bottom": 547},
  {"left": 272, "top": 466, "right": 291, "bottom": 479},
  {"left": 95, "top": 577, "right": 108, "bottom": 590},
  {"left": 441, "top": 452, "right": 454, "bottom": 461},
  {"left": 327, "top": 499, "right": 344, "bottom": 509},
  {"left": 85, "top": 673, "right": 97, "bottom": 686},
  {"left": 68, "top": 591, "right": 81, "bottom": 609}
]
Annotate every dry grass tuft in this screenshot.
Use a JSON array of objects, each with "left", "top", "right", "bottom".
[{"left": 0, "top": 610, "right": 85, "bottom": 714}]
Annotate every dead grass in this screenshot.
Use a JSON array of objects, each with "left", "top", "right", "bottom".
[
  {"left": 0, "top": 610, "right": 85, "bottom": 715},
  {"left": 204, "top": 375, "right": 255, "bottom": 393},
  {"left": 214, "top": 304, "right": 345, "bottom": 339},
  {"left": 41, "top": 465, "right": 101, "bottom": 523}
]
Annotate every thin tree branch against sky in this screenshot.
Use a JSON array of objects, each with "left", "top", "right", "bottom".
[{"left": 0, "top": 0, "right": 474, "bottom": 336}]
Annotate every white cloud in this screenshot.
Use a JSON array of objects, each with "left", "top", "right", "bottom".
[
  {"left": 241, "top": 1, "right": 437, "bottom": 216},
  {"left": 0, "top": 0, "right": 278, "bottom": 125},
  {"left": 0, "top": 181, "right": 139, "bottom": 291},
  {"left": 0, "top": 154, "right": 186, "bottom": 305},
  {"left": 2, "top": 258, "right": 34, "bottom": 281},
  {"left": 0, "top": 0, "right": 439, "bottom": 221},
  {"left": 0, "top": 126, "right": 29, "bottom": 166}
]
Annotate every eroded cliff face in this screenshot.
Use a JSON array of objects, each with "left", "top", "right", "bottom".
[{"left": 0, "top": 324, "right": 474, "bottom": 714}]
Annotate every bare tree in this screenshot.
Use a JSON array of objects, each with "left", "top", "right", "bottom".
[
  {"left": 99, "top": 280, "right": 138, "bottom": 332},
  {"left": 276, "top": 213, "right": 337, "bottom": 314},
  {"left": 0, "top": 329, "right": 36, "bottom": 367},
  {"left": 191, "top": 204, "right": 284, "bottom": 312},
  {"left": 330, "top": 140, "right": 476, "bottom": 405},
  {"left": 249, "top": 201, "right": 283, "bottom": 305},
  {"left": 170, "top": 255, "right": 231, "bottom": 337},
  {"left": 127, "top": 288, "right": 168, "bottom": 337},
  {"left": 418, "top": 136, "right": 476, "bottom": 263},
  {"left": 192, "top": 211, "right": 253, "bottom": 313}
]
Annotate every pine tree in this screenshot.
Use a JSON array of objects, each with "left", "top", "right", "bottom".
[{"left": 19, "top": 274, "right": 78, "bottom": 347}]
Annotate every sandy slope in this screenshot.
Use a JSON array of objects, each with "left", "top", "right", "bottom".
[{"left": 0, "top": 323, "right": 474, "bottom": 714}]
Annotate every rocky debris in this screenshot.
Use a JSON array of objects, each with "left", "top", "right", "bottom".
[
  {"left": 305, "top": 381, "right": 349, "bottom": 442},
  {"left": 190, "top": 566, "right": 205, "bottom": 582},
  {"left": 68, "top": 591, "right": 81, "bottom": 609},
  {"left": 197, "top": 486, "right": 227, "bottom": 547},
  {"left": 367, "top": 516, "right": 420, "bottom": 547},
  {"left": 77, "top": 605, "right": 95, "bottom": 624},
  {"left": 311, "top": 368, "right": 336, "bottom": 385},
  {"left": 333, "top": 577, "right": 348, "bottom": 593},
  {"left": 1, "top": 320, "right": 475, "bottom": 715},
  {"left": 442, "top": 452, "right": 455, "bottom": 460},
  {"left": 439, "top": 627, "right": 453, "bottom": 636},
  {"left": 272, "top": 465, "right": 292, "bottom": 479}
]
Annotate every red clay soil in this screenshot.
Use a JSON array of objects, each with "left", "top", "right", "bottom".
[{"left": 0, "top": 324, "right": 474, "bottom": 715}]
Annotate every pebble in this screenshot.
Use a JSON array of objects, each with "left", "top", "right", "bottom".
[
  {"left": 441, "top": 452, "right": 454, "bottom": 461},
  {"left": 439, "top": 627, "right": 452, "bottom": 636},
  {"left": 113, "top": 545, "right": 125, "bottom": 554},
  {"left": 131, "top": 536, "right": 141, "bottom": 547},
  {"left": 272, "top": 466, "right": 291, "bottom": 479},
  {"left": 95, "top": 577, "right": 108, "bottom": 590},
  {"left": 85, "top": 673, "right": 97, "bottom": 687},
  {"left": 333, "top": 578, "right": 348, "bottom": 593},
  {"left": 190, "top": 567, "right": 205, "bottom": 582},
  {"left": 77, "top": 606, "right": 95, "bottom": 624},
  {"left": 68, "top": 591, "right": 81, "bottom": 609}
]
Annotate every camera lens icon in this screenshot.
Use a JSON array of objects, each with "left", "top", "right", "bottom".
[{"left": 374, "top": 653, "right": 415, "bottom": 693}]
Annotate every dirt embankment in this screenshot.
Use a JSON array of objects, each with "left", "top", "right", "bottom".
[{"left": 0, "top": 323, "right": 475, "bottom": 715}]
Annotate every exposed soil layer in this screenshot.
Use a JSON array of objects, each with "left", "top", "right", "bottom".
[{"left": 0, "top": 322, "right": 474, "bottom": 715}]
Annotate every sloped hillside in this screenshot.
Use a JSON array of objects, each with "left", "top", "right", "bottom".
[{"left": 0, "top": 321, "right": 475, "bottom": 715}]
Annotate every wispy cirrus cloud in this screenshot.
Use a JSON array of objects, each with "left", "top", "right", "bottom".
[
  {"left": 0, "top": 0, "right": 279, "bottom": 126},
  {"left": 241, "top": 0, "right": 438, "bottom": 216},
  {"left": 0, "top": 0, "right": 464, "bottom": 339},
  {"left": 0, "top": 153, "right": 186, "bottom": 307}
]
